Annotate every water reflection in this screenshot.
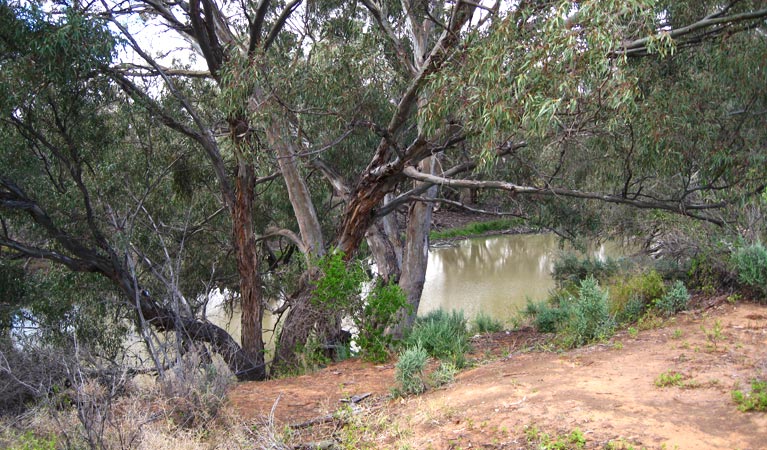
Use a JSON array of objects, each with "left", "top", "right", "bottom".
[{"left": 419, "top": 234, "right": 615, "bottom": 321}]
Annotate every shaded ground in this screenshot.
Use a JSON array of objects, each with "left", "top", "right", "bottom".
[{"left": 229, "top": 300, "right": 767, "bottom": 449}]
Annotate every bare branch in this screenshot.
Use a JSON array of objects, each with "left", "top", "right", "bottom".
[{"left": 401, "top": 166, "right": 727, "bottom": 226}]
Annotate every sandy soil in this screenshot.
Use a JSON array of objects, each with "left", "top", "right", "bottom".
[{"left": 229, "top": 300, "right": 767, "bottom": 449}]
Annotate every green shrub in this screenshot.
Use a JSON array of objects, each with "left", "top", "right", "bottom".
[
  {"left": 407, "top": 310, "right": 470, "bottom": 368},
  {"left": 356, "top": 282, "right": 410, "bottom": 362},
  {"left": 654, "top": 280, "right": 690, "bottom": 316},
  {"left": 552, "top": 253, "right": 620, "bottom": 288},
  {"left": 394, "top": 345, "right": 428, "bottom": 396},
  {"left": 429, "top": 361, "right": 458, "bottom": 387},
  {"left": 732, "top": 379, "right": 767, "bottom": 412},
  {"left": 472, "top": 311, "right": 504, "bottom": 333},
  {"left": 609, "top": 270, "right": 665, "bottom": 317},
  {"left": 616, "top": 294, "right": 645, "bottom": 324},
  {"left": 312, "top": 251, "right": 408, "bottom": 362},
  {"left": 732, "top": 243, "right": 767, "bottom": 297},
  {"left": 524, "top": 299, "right": 570, "bottom": 333},
  {"left": 560, "top": 277, "right": 615, "bottom": 348}
]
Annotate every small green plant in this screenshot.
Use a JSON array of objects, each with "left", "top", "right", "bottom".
[
  {"left": 523, "top": 425, "right": 587, "bottom": 449},
  {"left": 654, "top": 280, "right": 690, "bottom": 316},
  {"left": 429, "top": 362, "right": 458, "bottom": 387},
  {"left": 560, "top": 276, "right": 615, "bottom": 348},
  {"left": 7, "top": 432, "right": 57, "bottom": 450},
  {"left": 701, "top": 319, "right": 725, "bottom": 350},
  {"left": 732, "top": 379, "right": 767, "bottom": 412},
  {"left": 672, "top": 329, "right": 683, "bottom": 339},
  {"left": 524, "top": 299, "right": 570, "bottom": 333},
  {"left": 472, "top": 311, "right": 504, "bottom": 333},
  {"left": 655, "top": 370, "right": 685, "bottom": 387},
  {"left": 407, "top": 310, "right": 470, "bottom": 368},
  {"left": 731, "top": 243, "right": 767, "bottom": 298},
  {"left": 394, "top": 345, "right": 428, "bottom": 396},
  {"left": 627, "top": 326, "right": 638, "bottom": 338}
]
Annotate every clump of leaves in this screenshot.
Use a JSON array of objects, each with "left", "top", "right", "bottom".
[
  {"left": 472, "top": 311, "right": 504, "bottom": 333},
  {"left": 393, "top": 345, "right": 428, "bottom": 396},
  {"left": 731, "top": 243, "right": 767, "bottom": 298},
  {"left": 313, "top": 250, "right": 408, "bottom": 362},
  {"left": 655, "top": 370, "right": 685, "bottom": 388},
  {"left": 407, "top": 310, "right": 470, "bottom": 368},
  {"left": 654, "top": 280, "right": 690, "bottom": 316},
  {"left": 552, "top": 253, "right": 620, "bottom": 288},
  {"left": 560, "top": 277, "right": 615, "bottom": 348},
  {"left": 524, "top": 425, "right": 587, "bottom": 450},
  {"left": 732, "top": 380, "right": 767, "bottom": 412}
]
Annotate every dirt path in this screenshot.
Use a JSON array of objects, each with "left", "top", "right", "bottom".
[{"left": 229, "top": 302, "right": 767, "bottom": 449}]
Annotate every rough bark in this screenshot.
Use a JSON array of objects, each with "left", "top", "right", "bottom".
[{"left": 232, "top": 161, "right": 267, "bottom": 380}]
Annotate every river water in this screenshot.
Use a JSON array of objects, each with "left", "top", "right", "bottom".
[
  {"left": 418, "top": 233, "right": 614, "bottom": 321},
  {"left": 205, "top": 233, "right": 615, "bottom": 342}
]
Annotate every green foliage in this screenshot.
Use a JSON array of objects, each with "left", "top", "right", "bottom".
[
  {"left": 525, "top": 277, "right": 615, "bottom": 348},
  {"left": 731, "top": 243, "right": 767, "bottom": 298},
  {"left": 313, "top": 250, "right": 409, "bottom": 362},
  {"left": 356, "top": 282, "right": 410, "bottom": 363},
  {"left": 560, "top": 277, "right": 615, "bottom": 348},
  {"left": 524, "top": 299, "right": 570, "bottom": 333},
  {"left": 6, "top": 432, "right": 57, "bottom": 450},
  {"left": 524, "top": 425, "right": 587, "bottom": 450},
  {"left": 609, "top": 270, "right": 666, "bottom": 318},
  {"left": 472, "top": 311, "right": 504, "bottom": 334},
  {"left": 430, "top": 219, "right": 520, "bottom": 240},
  {"left": 393, "top": 345, "right": 428, "bottom": 396},
  {"left": 655, "top": 370, "right": 685, "bottom": 388},
  {"left": 553, "top": 254, "right": 620, "bottom": 288},
  {"left": 429, "top": 362, "right": 458, "bottom": 387},
  {"left": 616, "top": 294, "right": 646, "bottom": 325},
  {"left": 732, "top": 380, "right": 767, "bottom": 412},
  {"left": 654, "top": 280, "right": 690, "bottom": 316},
  {"left": 406, "top": 310, "right": 470, "bottom": 368}
]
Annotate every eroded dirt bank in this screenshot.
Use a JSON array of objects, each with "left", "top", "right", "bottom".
[{"left": 229, "top": 301, "right": 767, "bottom": 449}]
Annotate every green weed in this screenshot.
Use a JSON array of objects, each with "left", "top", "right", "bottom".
[
  {"left": 393, "top": 345, "right": 428, "bottom": 396},
  {"left": 407, "top": 310, "right": 470, "bottom": 368},
  {"left": 732, "top": 380, "right": 767, "bottom": 412},
  {"left": 472, "top": 311, "right": 504, "bottom": 333},
  {"left": 655, "top": 370, "right": 685, "bottom": 387}
]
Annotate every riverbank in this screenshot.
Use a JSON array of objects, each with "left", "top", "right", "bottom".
[{"left": 229, "top": 296, "right": 767, "bottom": 449}]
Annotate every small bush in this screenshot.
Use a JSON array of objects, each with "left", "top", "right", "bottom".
[
  {"left": 394, "top": 345, "right": 428, "bottom": 396},
  {"left": 560, "top": 277, "right": 615, "bottom": 348},
  {"left": 524, "top": 299, "right": 570, "bottom": 333},
  {"left": 356, "top": 282, "right": 410, "bottom": 363},
  {"left": 472, "top": 311, "right": 504, "bottom": 333},
  {"left": 654, "top": 280, "right": 690, "bottom": 316},
  {"left": 732, "top": 243, "right": 767, "bottom": 297},
  {"left": 655, "top": 370, "right": 685, "bottom": 388},
  {"left": 159, "top": 351, "right": 234, "bottom": 428},
  {"left": 732, "top": 379, "right": 767, "bottom": 412},
  {"left": 609, "top": 270, "right": 665, "bottom": 317},
  {"left": 553, "top": 254, "right": 620, "bottom": 288},
  {"left": 407, "top": 310, "right": 470, "bottom": 368},
  {"left": 429, "top": 362, "right": 458, "bottom": 387},
  {"left": 615, "top": 294, "right": 645, "bottom": 324}
]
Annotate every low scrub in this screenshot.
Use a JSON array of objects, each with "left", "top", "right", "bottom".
[
  {"left": 654, "top": 280, "right": 690, "bottom": 316},
  {"left": 552, "top": 253, "right": 620, "bottom": 288},
  {"left": 524, "top": 276, "right": 614, "bottom": 348},
  {"left": 406, "top": 310, "right": 470, "bottom": 368},
  {"left": 732, "top": 380, "right": 767, "bottom": 412},
  {"left": 393, "top": 345, "right": 428, "bottom": 396},
  {"left": 472, "top": 311, "right": 504, "bottom": 333},
  {"left": 731, "top": 243, "right": 767, "bottom": 298}
]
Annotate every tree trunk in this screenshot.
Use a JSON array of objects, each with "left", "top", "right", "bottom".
[
  {"left": 394, "top": 156, "right": 436, "bottom": 335},
  {"left": 232, "top": 161, "right": 268, "bottom": 380}
]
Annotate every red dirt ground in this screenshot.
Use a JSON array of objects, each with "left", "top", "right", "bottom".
[{"left": 229, "top": 300, "right": 767, "bottom": 449}]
